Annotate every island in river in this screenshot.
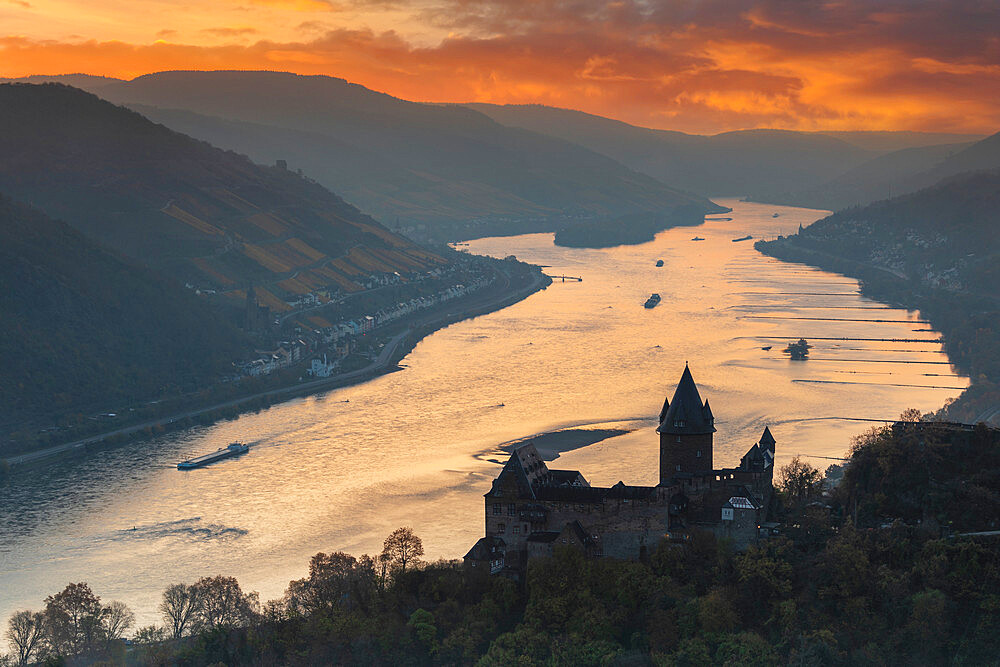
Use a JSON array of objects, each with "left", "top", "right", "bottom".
[{"left": 553, "top": 205, "right": 731, "bottom": 248}]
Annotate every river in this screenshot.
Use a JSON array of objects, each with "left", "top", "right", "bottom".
[{"left": 0, "top": 199, "right": 967, "bottom": 630}]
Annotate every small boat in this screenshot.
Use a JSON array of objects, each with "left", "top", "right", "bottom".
[
  {"left": 655, "top": 259, "right": 664, "bottom": 267},
  {"left": 691, "top": 236, "right": 705, "bottom": 241},
  {"left": 761, "top": 345, "right": 772, "bottom": 351},
  {"left": 644, "top": 293, "right": 661, "bottom": 309},
  {"left": 772, "top": 213, "right": 780, "bottom": 218},
  {"left": 731, "top": 235, "right": 753, "bottom": 242},
  {"left": 177, "top": 442, "right": 249, "bottom": 470}
]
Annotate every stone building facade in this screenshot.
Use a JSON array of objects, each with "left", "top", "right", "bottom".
[{"left": 465, "top": 365, "right": 776, "bottom": 573}]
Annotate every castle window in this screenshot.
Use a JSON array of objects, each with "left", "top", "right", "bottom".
[
  {"left": 498, "top": 523, "right": 506, "bottom": 533},
  {"left": 508, "top": 504, "right": 516, "bottom": 515},
  {"left": 524, "top": 524, "right": 529, "bottom": 533},
  {"left": 676, "top": 436, "right": 681, "bottom": 443},
  {"left": 493, "top": 505, "right": 501, "bottom": 514},
  {"left": 676, "top": 465, "right": 681, "bottom": 472},
  {"left": 697, "top": 450, "right": 702, "bottom": 458},
  {"left": 513, "top": 526, "right": 520, "bottom": 534},
  {"left": 674, "top": 419, "right": 685, "bottom": 427}
]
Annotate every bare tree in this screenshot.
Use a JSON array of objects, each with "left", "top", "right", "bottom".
[
  {"left": 5, "top": 610, "right": 46, "bottom": 666},
  {"left": 102, "top": 601, "right": 135, "bottom": 649},
  {"left": 381, "top": 527, "right": 424, "bottom": 574},
  {"left": 159, "top": 583, "right": 201, "bottom": 638}
]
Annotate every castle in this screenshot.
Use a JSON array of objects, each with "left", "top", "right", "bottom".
[{"left": 464, "top": 365, "right": 776, "bottom": 573}]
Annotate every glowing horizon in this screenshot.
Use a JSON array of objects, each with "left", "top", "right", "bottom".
[{"left": 2, "top": 0, "right": 998, "bottom": 135}]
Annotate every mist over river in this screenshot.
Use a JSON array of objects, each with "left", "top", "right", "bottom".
[{"left": 0, "top": 200, "right": 967, "bottom": 629}]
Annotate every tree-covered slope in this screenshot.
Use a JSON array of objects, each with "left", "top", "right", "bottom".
[
  {"left": 11, "top": 72, "right": 722, "bottom": 231},
  {"left": 0, "top": 83, "right": 446, "bottom": 303},
  {"left": 0, "top": 195, "right": 250, "bottom": 443}
]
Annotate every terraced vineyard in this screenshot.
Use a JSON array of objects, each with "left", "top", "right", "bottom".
[{"left": 0, "top": 83, "right": 448, "bottom": 313}]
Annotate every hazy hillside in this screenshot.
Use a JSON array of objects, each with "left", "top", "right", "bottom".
[
  {"left": 0, "top": 195, "right": 250, "bottom": 438},
  {"left": 761, "top": 130, "right": 1000, "bottom": 211},
  {"left": 0, "top": 83, "right": 446, "bottom": 316},
  {"left": 466, "top": 104, "right": 983, "bottom": 201},
  {"left": 20, "top": 71, "right": 722, "bottom": 232},
  {"left": 818, "top": 130, "right": 983, "bottom": 152},
  {"left": 768, "top": 141, "right": 975, "bottom": 211},
  {"left": 465, "top": 104, "right": 877, "bottom": 198},
  {"left": 922, "top": 131, "right": 1000, "bottom": 181}
]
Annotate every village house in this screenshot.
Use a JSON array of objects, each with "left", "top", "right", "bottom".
[{"left": 465, "top": 365, "right": 776, "bottom": 573}]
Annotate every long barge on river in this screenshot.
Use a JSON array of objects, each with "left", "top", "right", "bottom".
[{"left": 177, "top": 442, "right": 249, "bottom": 470}]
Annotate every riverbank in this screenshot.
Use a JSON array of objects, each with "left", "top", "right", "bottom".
[
  {"left": 755, "top": 237, "right": 1000, "bottom": 424},
  {"left": 3, "top": 265, "right": 552, "bottom": 473}
]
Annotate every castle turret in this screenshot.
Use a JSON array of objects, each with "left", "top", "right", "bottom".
[{"left": 658, "top": 364, "right": 716, "bottom": 484}]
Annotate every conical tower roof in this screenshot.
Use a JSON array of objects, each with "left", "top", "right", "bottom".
[
  {"left": 759, "top": 426, "right": 776, "bottom": 450},
  {"left": 657, "top": 364, "right": 716, "bottom": 435}
]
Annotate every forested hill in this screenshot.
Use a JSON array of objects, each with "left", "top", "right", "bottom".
[
  {"left": 756, "top": 170, "right": 1000, "bottom": 424},
  {"left": 7, "top": 72, "right": 723, "bottom": 234},
  {"left": 0, "top": 83, "right": 446, "bottom": 300},
  {"left": 0, "top": 195, "right": 250, "bottom": 443},
  {"left": 778, "top": 169, "right": 1000, "bottom": 290}
]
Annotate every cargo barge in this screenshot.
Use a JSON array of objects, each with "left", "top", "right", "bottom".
[{"left": 177, "top": 442, "right": 249, "bottom": 470}]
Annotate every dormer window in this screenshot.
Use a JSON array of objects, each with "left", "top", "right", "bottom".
[{"left": 673, "top": 419, "right": 685, "bottom": 428}]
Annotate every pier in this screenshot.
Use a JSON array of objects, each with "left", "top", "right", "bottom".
[{"left": 545, "top": 274, "right": 583, "bottom": 282}]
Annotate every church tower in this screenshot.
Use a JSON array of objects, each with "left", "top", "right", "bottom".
[{"left": 657, "top": 364, "right": 716, "bottom": 484}]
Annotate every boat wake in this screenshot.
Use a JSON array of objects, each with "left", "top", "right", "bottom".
[{"left": 114, "top": 517, "right": 248, "bottom": 542}]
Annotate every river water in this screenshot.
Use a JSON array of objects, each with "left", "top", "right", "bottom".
[{"left": 0, "top": 199, "right": 966, "bottom": 630}]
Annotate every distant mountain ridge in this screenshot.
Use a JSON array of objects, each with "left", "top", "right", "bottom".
[
  {"left": 756, "top": 130, "right": 1000, "bottom": 211},
  {"left": 0, "top": 82, "right": 446, "bottom": 316},
  {"left": 9, "top": 71, "right": 722, "bottom": 234},
  {"left": 464, "top": 103, "right": 984, "bottom": 200}
]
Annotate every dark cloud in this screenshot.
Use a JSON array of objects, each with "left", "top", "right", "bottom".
[{"left": 1, "top": 0, "right": 998, "bottom": 132}]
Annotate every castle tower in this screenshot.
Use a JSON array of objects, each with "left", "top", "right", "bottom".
[{"left": 657, "top": 364, "right": 716, "bottom": 484}]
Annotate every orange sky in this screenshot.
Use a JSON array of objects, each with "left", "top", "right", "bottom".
[{"left": 2, "top": 0, "right": 999, "bottom": 134}]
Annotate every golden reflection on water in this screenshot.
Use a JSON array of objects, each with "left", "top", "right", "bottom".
[{"left": 0, "top": 200, "right": 966, "bottom": 628}]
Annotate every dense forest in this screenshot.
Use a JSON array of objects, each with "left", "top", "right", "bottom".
[
  {"left": 6, "top": 420, "right": 999, "bottom": 665},
  {"left": 0, "top": 196, "right": 250, "bottom": 454},
  {"left": 756, "top": 170, "right": 1000, "bottom": 423}
]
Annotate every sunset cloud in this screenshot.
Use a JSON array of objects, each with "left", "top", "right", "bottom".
[
  {"left": 201, "top": 27, "right": 260, "bottom": 37},
  {"left": 1, "top": 0, "right": 998, "bottom": 133}
]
